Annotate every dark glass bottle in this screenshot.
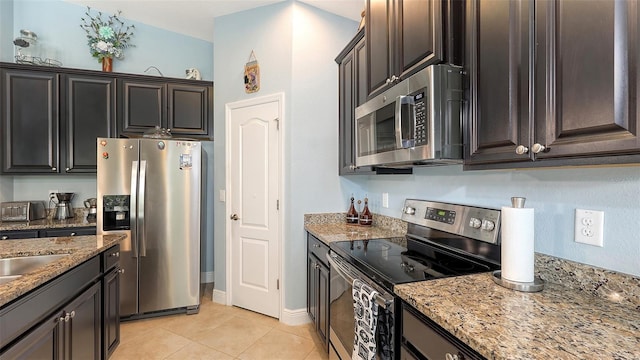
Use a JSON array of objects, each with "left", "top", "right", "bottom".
[
  {"left": 346, "top": 196, "right": 359, "bottom": 224},
  {"left": 359, "top": 197, "right": 373, "bottom": 226}
]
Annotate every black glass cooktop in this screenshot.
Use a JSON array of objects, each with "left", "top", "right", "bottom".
[{"left": 330, "top": 238, "right": 498, "bottom": 291}]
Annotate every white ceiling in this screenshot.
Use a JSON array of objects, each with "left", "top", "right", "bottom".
[{"left": 65, "top": 0, "right": 364, "bottom": 42}]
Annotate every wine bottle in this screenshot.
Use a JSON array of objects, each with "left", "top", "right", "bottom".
[
  {"left": 359, "top": 197, "right": 373, "bottom": 226},
  {"left": 346, "top": 195, "right": 359, "bottom": 224}
]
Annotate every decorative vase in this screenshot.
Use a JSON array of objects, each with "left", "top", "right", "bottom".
[{"left": 102, "top": 57, "right": 113, "bottom": 72}]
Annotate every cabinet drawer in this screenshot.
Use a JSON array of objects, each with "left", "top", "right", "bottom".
[
  {"left": 41, "top": 227, "right": 96, "bottom": 237},
  {"left": 102, "top": 244, "right": 121, "bottom": 272},
  {"left": 0, "top": 230, "right": 40, "bottom": 240},
  {"left": 307, "top": 234, "right": 329, "bottom": 267}
]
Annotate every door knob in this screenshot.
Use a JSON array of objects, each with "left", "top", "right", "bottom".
[{"left": 230, "top": 214, "right": 239, "bottom": 221}]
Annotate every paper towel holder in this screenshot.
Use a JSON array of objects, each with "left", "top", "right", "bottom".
[{"left": 492, "top": 270, "right": 545, "bottom": 292}]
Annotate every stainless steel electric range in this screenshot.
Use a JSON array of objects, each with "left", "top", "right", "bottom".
[{"left": 327, "top": 199, "right": 502, "bottom": 360}]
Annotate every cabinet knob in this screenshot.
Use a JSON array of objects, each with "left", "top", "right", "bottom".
[
  {"left": 312, "top": 244, "right": 320, "bottom": 248},
  {"left": 385, "top": 78, "right": 392, "bottom": 85},
  {"left": 70, "top": 232, "right": 76, "bottom": 236},
  {"left": 1, "top": 236, "right": 8, "bottom": 240},
  {"left": 118, "top": 268, "right": 125, "bottom": 274},
  {"left": 531, "top": 143, "right": 547, "bottom": 154},
  {"left": 52, "top": 167, "right": 57, "bottom": 171},
  {"left": 110, "top": 251, "right": 120, "bottom": 257},
  {"left": 65, "top": 167, "right": 70, "bottom": 172},
  {"left": 390, "top": 75, "right": 399, "bottom": 82},
  {"left": 69, "top": 311, "right": 75, "bottom": 319},
  {"left": 515, "top": 145, "right": 529, "bottom": 155}
]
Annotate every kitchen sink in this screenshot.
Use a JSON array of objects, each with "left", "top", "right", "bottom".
[{"left": 0, "top": 254, "right": 70, "bottom": 277}]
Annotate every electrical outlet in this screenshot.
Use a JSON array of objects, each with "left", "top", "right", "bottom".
[
  {"left": 574, "top": 209, "right": 604, "bottom": 247},
  {"left": 382, "top": 193, "right": 389, "bottom": 208},
  {"left": 48, "top": 190, "right": 59, "bottom": 200}
]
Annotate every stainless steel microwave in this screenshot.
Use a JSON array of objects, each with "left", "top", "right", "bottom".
[{"left": 355, "top": 64, "right": 463, "bottom": 168}]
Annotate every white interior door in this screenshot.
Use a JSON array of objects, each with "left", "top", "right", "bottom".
[{"left": 228, "top": 95, "right": 281, "bottom": 318}]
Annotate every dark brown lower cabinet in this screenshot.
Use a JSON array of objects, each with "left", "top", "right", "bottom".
[
  {"left": 103, "top": 259, "right": 121, "bottom": 358},
  {"left": 0, "top": 244, "right": 120, "bottom": 359},
  {"left": 307, "top": 234, "right": 329, "bottom": 350}
]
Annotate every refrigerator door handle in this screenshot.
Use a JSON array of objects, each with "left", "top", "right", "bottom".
[
  {"left": 130, "top": 160, "right": 139, "bottom": 258},
  {"left": 139, "top": 160, "right": 147, "bottom": 257}
]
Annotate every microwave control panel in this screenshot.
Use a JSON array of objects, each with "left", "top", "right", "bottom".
[{"left": 413, "top": 90, "right": 428, "bottom": 146}]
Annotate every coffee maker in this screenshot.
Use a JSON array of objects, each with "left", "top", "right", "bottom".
[
  {"left": 52, "top": 192, "right": 74, "bottom": 220},
  {"left": 84, "top": 198, "right": 97, "bottom": 221}
]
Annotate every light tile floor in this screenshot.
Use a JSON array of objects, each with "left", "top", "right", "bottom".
[{"left": 111, "top": 290, "right": 329, "bottom": 360}]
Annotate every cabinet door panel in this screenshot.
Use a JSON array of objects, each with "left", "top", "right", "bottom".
[
  {"left": 1, "top": 70, "right": 59, "bottom": 173},
  {"left": 67, "top": 282, "right": 101, "bottom": 360},
  {"left": 0, "top": 315, "right": 62, "bottom": 360},
  {"left": 536, "top": 0, "right": 640, "bottom": 158},
  {"left": 104, "top": 268, "right": 120, "bottom": 358},
  {"left": 465, "top": 0, "right": 532, "bottom": 164},
  {"left": 64, "top": 75, "right": 115, "bottom": 173},
  {"left": 307, "top": 253, "right": 317, "bottom": 323},
  {"left": 119, "top": 80, "right": 165, "bottom": 135},
  {"left": 167, "top": 84, "right": 210, "bottom": 136},
  {"left": 339, "top": 49, "right": 356, "bottom": 175},
  {"left": 367, "top": 0, "right": 393, "bottom": 96},
  {"left": 317, "top": 261, "right": 329, "bottom": 347},
  {"left": 397, "top": 0, "right": 443, "bottom": 79}
]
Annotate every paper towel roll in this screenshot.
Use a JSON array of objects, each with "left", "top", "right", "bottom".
[{"left": 501, "top": 206, "right": 535, "bottom": 283}]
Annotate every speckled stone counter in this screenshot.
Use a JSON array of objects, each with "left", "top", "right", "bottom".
[
  {"left": 0, "top": 234, "right": 124, "bottom": 307},
  {"left": 304, "top": 212, "right": 407, "bottom": 245},
  {"left": 396, "top": 273, "right": 640, "bottom": 360},
  {"left": 0, "top": 209, "right": 96, "bottom": 231}
]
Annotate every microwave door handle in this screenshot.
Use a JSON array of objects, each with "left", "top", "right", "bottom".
[{"left": 396, "top": 95, "right": 415, "bottom": 149}]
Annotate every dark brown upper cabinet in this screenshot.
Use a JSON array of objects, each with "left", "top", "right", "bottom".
[
  {"left": 118, "top": 78, "right": 213, "bottom": 140},
  {"left": 336, "top": 30, "right": 373, "bottom": 175},
  {"left": 464, "top": 0, "right": 532, "bottom": 165},
  {"left": 168, "top": 83, "right": 212, "bottom": 138},
  {"left": 534, "top": 0, "right": 640, "bottom": 160},
  {"left": 1, "top": 68, "right": 60, "bottom": 173},
  {"left": 366, "top": 0, "right": 462, "bottom": 98},
  {"left": 118, "top": 79, "right": 166, "bottom": 135},
  {"left": 62, "top": 74, "right": 116, "bottom": 173},
  {"left": 1, "top": 64, "right": 116, "bottom": 174},
  {"left": 465, "top": 0, "right": 640, "bottom": 168}
]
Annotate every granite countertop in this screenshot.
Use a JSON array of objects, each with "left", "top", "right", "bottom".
[
  {"left": 304, "top": 212, "right": 407, "bottom": 245},
  {"left": 305, "top": 222, "right": 406, "bottom": 245},
  {"left": 396, "top": 273, "right": 640, "bottom": 360},
  {"left": 0, "top": 216, "right": 96, "bottom": 231},
  {"left": 0, "top": 234, "right": 125, "bottom": 307}
]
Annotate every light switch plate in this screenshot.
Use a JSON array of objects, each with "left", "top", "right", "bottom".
[
  {"left": 382, "top": 193, "right": 389, "bottom": 208},
  {"left": 219, "top": 190, "right": 226, "bottom": 202},
  {"left": 574, "top": 209, "right": 604, "bottom": 247}
]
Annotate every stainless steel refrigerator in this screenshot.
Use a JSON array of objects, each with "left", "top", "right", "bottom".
[{"left": 97, "top": 138, "right": 201, "bottom": 318}]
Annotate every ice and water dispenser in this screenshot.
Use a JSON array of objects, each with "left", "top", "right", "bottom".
[{"left": 102, "top": 195, "right": 130, "bottom": 231}]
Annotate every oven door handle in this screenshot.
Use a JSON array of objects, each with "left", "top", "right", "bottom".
[{"left": 327, "top": 253, "right": 392, "bottom": 310}]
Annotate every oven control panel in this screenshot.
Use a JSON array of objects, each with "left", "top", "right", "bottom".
[{"left": 402, "top": 199, "right": 501, "bottom": 245}]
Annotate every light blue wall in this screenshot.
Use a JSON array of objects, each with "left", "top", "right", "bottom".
[
  {"left": 4, "top": 0, "right": 213, "bottom": 80},
  {"left": 347, "top": 165, "right": 640, "bottom": 277},
  {"left": 212, "top": 1, "right": 364, "bottom": 310}
]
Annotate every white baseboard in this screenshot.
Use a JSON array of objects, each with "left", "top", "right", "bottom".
[
  {"left": 201, "top": 271, "right": 214, "bottom": 283},
  {"left": 212, "top": 289, "right": 226, "bottom": 304},
  {"left": 280, "top": 307, "right": 311, "bottom": 326}
]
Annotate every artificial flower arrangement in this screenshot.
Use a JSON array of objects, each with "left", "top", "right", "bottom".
[{"left": 80, "top": 7, "right": 135, "bottom": 63}]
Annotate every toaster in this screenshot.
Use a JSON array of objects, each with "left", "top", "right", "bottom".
[{"left": 1, "top": 201, "right": 46, "bottom": 222}]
